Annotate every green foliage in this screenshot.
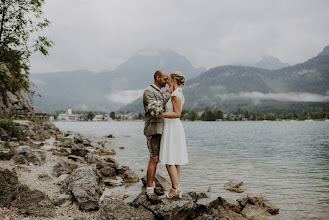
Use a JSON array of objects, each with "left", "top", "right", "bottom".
[
  {"left": 21, "top": 184, "right": 30, "bottom": 191},
  {"left": 110, "top": 111, "right": 115, "bottom": 120},
  {"left": 86, "top": 111, "right": 95, "bottom": 121},
  {"left": 182, "top": 109, "right": 198, "bottom": 121},
  {"left": 0, "top": 119, "right": 24, "bottom": 140},
  {"left": 0, "top": 0, "right": 54, "bottom": 75},
  {"left": 4, "top": 141, "right": 10, "bottom": 148},
  {"left": 199, "top": 107, "right": 223, "bottom": 121}
]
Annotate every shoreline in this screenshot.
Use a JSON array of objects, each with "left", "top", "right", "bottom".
[{"left": 0, "top": 119, "right": 280, "bottom": 219}]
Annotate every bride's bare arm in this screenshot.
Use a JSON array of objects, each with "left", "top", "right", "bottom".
[{"left": 159, "top": 96, "right": 182, "bottom": 118}]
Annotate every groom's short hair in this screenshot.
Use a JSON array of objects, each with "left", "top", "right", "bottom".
[{"left": 154, "top": 70, "right": 164, "bottom": 80}]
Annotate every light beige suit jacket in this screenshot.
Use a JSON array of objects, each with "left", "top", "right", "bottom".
[{"left": 143, "top": 85, "right": 171, "bottom": 136}]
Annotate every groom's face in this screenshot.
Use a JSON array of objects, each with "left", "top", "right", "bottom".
[{"left": 158, "top": 73, "right": 169, "bottom": 88}]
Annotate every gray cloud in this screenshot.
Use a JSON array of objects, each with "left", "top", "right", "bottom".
[
  {"left": 30, "top": 0, "right": 329, "bottom": 73},
  {"left": 106, "top": 90, "right": 144, "bottom": 104},
  {"left": 218, "top": 92, "right": 329, "bottom": 103}
]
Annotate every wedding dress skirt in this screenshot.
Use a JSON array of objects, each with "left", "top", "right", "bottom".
[{"left": 159, "top": 88, "right": 189, "bottom": 165}]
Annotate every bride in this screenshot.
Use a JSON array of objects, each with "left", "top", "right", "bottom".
[{"left": 157, "top": 71, "right": 189, "bottom": 199}]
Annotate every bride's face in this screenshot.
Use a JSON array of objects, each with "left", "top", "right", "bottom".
[{"left": 168, "top": 76, "right": 174, "bottom": 86}]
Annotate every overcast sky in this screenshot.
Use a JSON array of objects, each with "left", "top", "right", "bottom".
[{"left": 30, "top": 0, "right": 329, "bottom": 74}]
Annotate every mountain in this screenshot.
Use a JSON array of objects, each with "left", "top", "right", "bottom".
[
  {"left": 251, "top": 55, "right": 289, "bottom": 70},
  {"left": 30, "top": 49, "right": 206, "bottom": 113},
  {"left": 120, "top": 45, "right": 329, "bottom": 113}
]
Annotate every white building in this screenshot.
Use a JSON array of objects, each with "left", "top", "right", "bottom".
[{"left": 57, "top": 107, "right": 81, "bottom": 121}]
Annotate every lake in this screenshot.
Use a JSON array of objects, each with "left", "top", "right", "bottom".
[{"left": 54, "top": 121, "right": 329, "bottom": 220}]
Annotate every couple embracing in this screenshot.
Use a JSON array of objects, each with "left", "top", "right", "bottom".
[{"left": 143, "top": 70, "right": 189, "bottom": 204}]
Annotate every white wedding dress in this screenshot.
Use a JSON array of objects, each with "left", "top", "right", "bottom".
[{"left": 160, "top": 88, "right": 189, "bottom": 165}]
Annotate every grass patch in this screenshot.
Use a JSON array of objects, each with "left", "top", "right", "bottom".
[{"left": 21, "top": 184, "right": 30, "bottom": 191}]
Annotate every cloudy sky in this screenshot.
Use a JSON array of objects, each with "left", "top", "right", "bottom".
[{"left": 30, "top": 0, "right": 329, "bottom": 74}]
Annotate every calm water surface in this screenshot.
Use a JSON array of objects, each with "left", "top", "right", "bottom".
[{"left": 54, "top": 121, "right": 329, "bottom": 220}]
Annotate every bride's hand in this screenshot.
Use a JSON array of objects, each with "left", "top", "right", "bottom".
[
  {"left": 154, "top": 113, "right": 163, "bottom": 118},
  {"left": 166, "top": 85, "right": 173, "bottom": 94}
]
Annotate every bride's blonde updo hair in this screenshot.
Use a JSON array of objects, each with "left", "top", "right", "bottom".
[{"left": 170, "top": 71, "right": 185, "bottom": 87}]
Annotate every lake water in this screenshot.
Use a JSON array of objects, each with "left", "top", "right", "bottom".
[{"left": 54, "top": 121, "right": 329, "bottom": 220}]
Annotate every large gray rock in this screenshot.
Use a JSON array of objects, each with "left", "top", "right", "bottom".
[
  {"left": 98, "top": 196, "right": 154, "bottom": 220},
  {"left": 52, "top": 159, "right": 77, "bottom": 177},
  {"left": 131, "top": 192, "right": 217, "bottom": 219},
  {"left": 64, "top": 166, "right": 101, "bottom": 211}
]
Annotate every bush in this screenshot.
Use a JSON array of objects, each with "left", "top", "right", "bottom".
[{"left": 0, "top": 119, "right": 24, "bottom": 140}]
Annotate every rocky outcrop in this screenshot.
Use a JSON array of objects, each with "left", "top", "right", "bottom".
[
  {"left": 11, "top": 147, "right": 46, "bottom": 166},
  {"left": 63, "top": 166, "right": 101, "bottom": 211},
  {"left": 131, "top": 192, "right": 228, "bottom": 220},
  {"left": 0, "top": 63, "right": 34, "bottom": 116},
  {"left": 98, "top": 196, "right": 154, "bottom": 220},
  {"left": 0, "top": 168, "right": 19, "bottom": 207},
  {"left": 218, "top": 193, "right": 279, "bottom": 220},
  {"left": 11, "top": 189, "right": 56, "bottom": 217},
  {"left": 0, "top": 168, "right": 56, "bottom": 217}
]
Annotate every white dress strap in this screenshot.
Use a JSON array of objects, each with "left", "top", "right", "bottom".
[{"left": 171, "top": 88, "right": 183, "bottom": 100}]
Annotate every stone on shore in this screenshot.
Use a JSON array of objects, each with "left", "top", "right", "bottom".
[
  {"left": 123, "top": 169, "right": 140, "bottom": 183},
  {"left": 64, "top": 166, "right": 101, "bottom": 211},
  {"left": 53, "top": 193, "right": 73, "bottom": 207},
  {"left": 52, "top": 159, "right": 77, "bottom": 177},
  {"left": 218, "top": 193, "right": 279, "bottom": 220},
  {"left": 141, "top": 174, "right": 172, "bottom": 192},
  {"left": 224, "top": 180, "right": 246, "bottom": 193},
  {"left": 0, "top": 168, "right": 19, "bottom": 207},
  {"left": 98, "top": 196, "right": 153, "bottom": 220},
  {"left": 11, "top": 148, "right": 46, "bottom": 166},
  {"left": 0, "top": 147, "right": 15, "bottom": 160},
  {"left": 71, "top": 144, "right": 90, "bottom": 157},
  {"left": 241, "top": 204, "right": 270, "bottom": 220},
  {"left": 131, "top": 192, "right": 228, "bottom": 220},
  {"left": 11, "top": 189, "right": 56, "bottom": 217},
  {"left": 262, "top": 198, "right": 280, "bottom": 215}
]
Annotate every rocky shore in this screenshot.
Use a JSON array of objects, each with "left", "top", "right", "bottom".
[{"left": 0, "top": 119, "right": 279, "bottom": 219}]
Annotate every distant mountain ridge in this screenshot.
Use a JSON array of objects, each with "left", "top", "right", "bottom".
[
  {"left": 251, "top": 55, "right": 289, "bottom": 70},
  {"left": 30, "top": 49, "right": 206, "bottom": 113},
  {"left": 120, "top": 45, "right": 329, "bottom": 113}
]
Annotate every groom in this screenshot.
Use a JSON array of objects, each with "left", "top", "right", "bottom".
[{"left": 143, "top": 70, "right": 172, "bottom": 203}]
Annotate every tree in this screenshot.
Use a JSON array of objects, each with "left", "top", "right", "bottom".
[
  {"left": 110, "top": 111, "right": 115, "bottom": 120},
  {"left": 213, "top": 108, "right": 223, "bottom": 120},
  {"left": 0, "top": 0, "right": 54, "bottom": 76},
  {"left": 87, "top": 111, "right": 94, "bottom": 121},
  {"left": 200, "top": 107, "right": 216, "bottom": 121}
]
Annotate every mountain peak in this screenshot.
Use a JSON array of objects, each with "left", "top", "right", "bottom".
[
  {"left": 252, "top": 55, "right": 289, "bottom": 70},
  {"left": 318, "top": 45, "right": 329, "bottom": 56}
]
